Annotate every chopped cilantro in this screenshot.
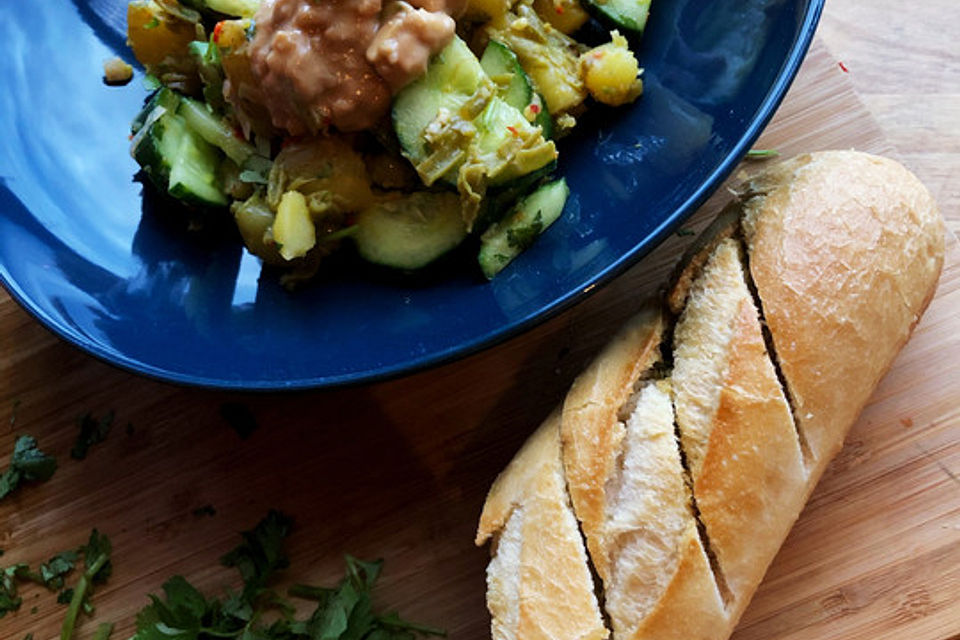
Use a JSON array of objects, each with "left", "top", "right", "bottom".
[
  {"left": 505, "top": 211, "right": 544, "bottom": 251},
  {"left": 131, "top": 511, "right": 444, "bottom": 640},
  {"left": 0, "top": 435, "right": 57, "bottom": 501},
  {"left": 143, "top": 16, "right": 160, "bottom": 29},
  {"left": 61, "top": 530, "right": 113, "bottom": 640},
  {"left": 71, "top": 411, "right": 114, "bottom": 460},
  {"left": 745, "top": 148, "right": 780, "bottom": 159},
  {"left": 37, "top": 550, "right": 80, "bottom": 591},
  {"left": 675, "top": 228, "right": 695, "bottom": 237},
  {"left": 92, "top": 622, "right": 114, "bottom": 640}
]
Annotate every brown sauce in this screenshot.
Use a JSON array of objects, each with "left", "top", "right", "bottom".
[{"left": 249, "top": 0, "right": 457, "bottom": 135}]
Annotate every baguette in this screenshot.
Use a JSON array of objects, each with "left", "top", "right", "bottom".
[{"left": 476, "top": 151, "right": 944, "bottom": 640}]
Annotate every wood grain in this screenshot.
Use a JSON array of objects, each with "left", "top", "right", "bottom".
[
  {"left": 1, "top": 27, "right": 959, "bottom": 640},
  {"left": 817, "top": 0, "right": 960, "bottom": 238}
]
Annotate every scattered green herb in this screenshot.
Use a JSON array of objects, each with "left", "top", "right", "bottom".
[
  {"left": 0, "top": 435, "right": 58, "bottom": 501},
  {"left": 220, "top": 403, "right": 258, "bottom": 439},
  {"left": 36, "top": 550, "right": 80, "bottom": 591},
  {"left": 143, "top": 16, "right": 160, "bottom": 29},
  {"left": 24, "top": 634, "right": 34, "bottom": 640},
  {"left": 71, "top": 411, "right": 114, "bottom": 460},
  {"left": 92, "top": 621, "right": 114, "bottom": 640},
  {"left": 505, "top": 212, "right": 544, "bottom": 251},
  {"left": 131, "top": 511, "right": 444, "bottom": 640},
  {"left": 61, "top": 529, "right": 113, "bottom": 640},
  {"left": 58, "top": 588, "right": 75, "bottom": 604},
  {"left": 675, "top": 228, "right": 695, "bottom": 237},
  {"left": 745, "top": 148, "right": 780, "bottom": 159}
]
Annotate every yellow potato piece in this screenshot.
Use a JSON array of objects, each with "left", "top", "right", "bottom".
[
  {"left": 126, "top": 1, "right": 197, "bottom": 67},
  {"left": 532, "top": 0, "right": 589, "bottom": 35},
  {"left": 581, "top": 31, "right": 643, "bottom": 107},
  {"left": 273, "top": 191, "right": 316, "bottom": 261}
]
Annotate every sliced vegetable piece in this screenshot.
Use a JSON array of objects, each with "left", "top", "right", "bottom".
[
  {"left": 485, "top": 6, "right": 587, "bottom": 116},
  {"left": 187, "top": 39, "right": 227, "bottom": 111},
  {"left": 181, "top": 0, "right": 260, "bottom": 17},
  {"left": 469, "top": 97, "right": 557, "bottom": 187},
  {"left": 131, "top": 87, "right": 181, "bottom": 135},
  {"left": 583, "top": 0, "right": 651, "bottom": 33},
  {"left": 478, "top": 177, "right": 569, "bottom": 279},
  {"left": 354, "top": 191, "right": 467, "bottom": 270},
  {"left": 480, "top": 41, "right": 533, "bottom": 114},
  {"left": 392, "top": 36, "right": 489, "bottom": 171},
  {"left": 178, "top": 95, "right": 257, "bottom": 165},
  {"left": 273, "top": 191, "right": 316, "bottom": 261},
  {"left": 132, "top": 110, "right": 228, "bottom": 208}
]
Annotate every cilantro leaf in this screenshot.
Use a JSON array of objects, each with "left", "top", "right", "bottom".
[
  {"left": 0, "top": 435, "right": 57, "bottom": 500},
  {"left": 130, "top": 512, "right": 444, "bottom": 640},
  {"left": 220, "top": 510, "right": 292, "bottom": 604},
  {"left": 71, "top": 411, "right": 114, "bottom": 460}
]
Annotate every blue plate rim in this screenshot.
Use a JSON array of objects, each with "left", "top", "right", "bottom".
[{"left": 0, "top": 0, "right": 825, "bottom": 391}]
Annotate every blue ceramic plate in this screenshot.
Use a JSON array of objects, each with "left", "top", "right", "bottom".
[{"left": 0, "top": 0, "right": 822, "bottom": 390}]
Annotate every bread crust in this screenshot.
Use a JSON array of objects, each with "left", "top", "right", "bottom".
[
  {"left": 559, "top": 302, "right": 666, "bottom": 582},
  {"left": 477, "top": 410, "right": 608, "bottom": 640},
  {"left": 739, "top": 151, "right": 944, "bottom": 470},
  {"left": 479, "top": 150, "right": 945, "bottom": 640}
]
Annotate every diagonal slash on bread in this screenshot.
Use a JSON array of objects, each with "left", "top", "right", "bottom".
[{"left": 476, "top": 151, "right": 945, "bottom": 640}]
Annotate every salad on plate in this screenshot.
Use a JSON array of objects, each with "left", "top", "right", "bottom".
[{"left": 124, "top": 0, "right": 651, "bottom": 283}]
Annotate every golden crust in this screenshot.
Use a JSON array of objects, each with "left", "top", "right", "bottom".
[
  {"left": 559, "top": 302, "right": 666, "bottom": 581},
  {"left": 740, "top": 151, "right": 944, "bottom": 469},
  {"left": 479, "top": 150, "right": 945, "bottom": 640},
  {"left": 478, "top": 410, "right": 608, "bottom": 640}
]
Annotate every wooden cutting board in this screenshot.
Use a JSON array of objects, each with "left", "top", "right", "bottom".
[{"left": 1, "top": 40, "right": 958, "bottom": 640}]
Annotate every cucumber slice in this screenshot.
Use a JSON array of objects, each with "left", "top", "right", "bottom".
[
  {"left": 584, "top": 0, "right": 651, "bottom": 33},
  {"left": 131, "top": 87, "right": 180, "bottom": 135},
  {"left": 529, "top": 93, "right": 553, "bottom": 139},
  {"left": 480, "top": 41, "right": 553, "bottom": 139},
  {"left": 354, "top": 191, "right": 467, "bottom": 270},
  {"left": 478, "top": 177, "right": 568, "bottom": 279},
  {"left": 181, "top": 0, "right": 260, "bottom": 17},
  {"left": 480, "top": 40, "right": 533, "bottom": 112},
  {"left": 392, "top": 36, "right": 487, "bottom": 165},
  {"left": 472, "top": 97, "right": 556, "bottom": 186},
  {"left": 178, "top": 96, "right": 257, "bottom": 165},
  {"left": 133, "top": 111, "right": 228, "bottom": 208}
]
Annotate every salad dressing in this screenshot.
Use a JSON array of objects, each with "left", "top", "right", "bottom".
[{"left": 250, "top": 0, "right": 455, "bottom": 134}]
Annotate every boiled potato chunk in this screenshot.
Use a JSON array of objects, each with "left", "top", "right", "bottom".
[
  {"left": 274, "top": 191, "right": 316, "bottom": 261},
  {"left": 581, "top": 31, "right": 643, "bottom": 106},
  {"left": 127, "top": 0, "right": 198, "bottom": 67},
  {"left": 532, "top": 0, "right": 590, "bottom": 35}
]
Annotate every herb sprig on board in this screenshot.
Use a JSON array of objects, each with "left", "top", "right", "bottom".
[
  {"left": 132, "top": 511, "right": 444, "bottom": 640},
  {"left": 0, "top": 435, "right": 57, "bottom": 501}
]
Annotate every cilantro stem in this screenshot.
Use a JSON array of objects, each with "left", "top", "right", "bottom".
[
  {"left": 91, "top": 622, "right": 113, "bottom": 640},
  {"left": 288, "top": 584, "right": 335, "bottom": 601},
  {"left": 376, "top": 613, "right": 447, "bottom": 636},
  {"left": 60, "top": 553, "right": 108, "bottom": 640},
  {"left": 745, "top": 148, "right": 780, "bottom": 159}
]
